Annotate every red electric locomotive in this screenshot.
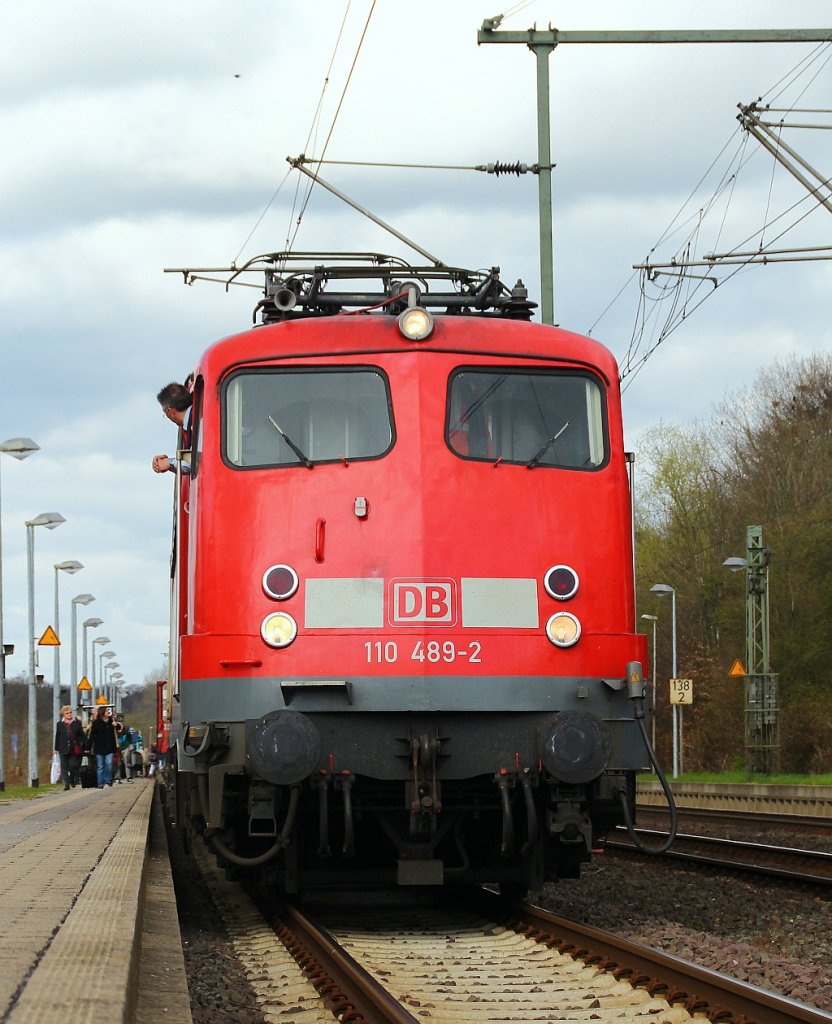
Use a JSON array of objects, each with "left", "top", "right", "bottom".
[{"left": 165, "top": 253, "right": 656, "bottom": 895}]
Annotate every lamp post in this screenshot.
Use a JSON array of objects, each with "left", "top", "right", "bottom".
[
  {"left": 650, "top": 582, "right": 679, "bottom": 778},
  {"left": 99, "top": 652, "right": 116, "bottom": 702},
  {"left": 26, "top": 512, "right": 65, "bottom": 787},
  {"left": 52, "top": 561, "right": 83, "bottom": 728},
  {"left": 71, "top": 595, "right": 95, "bottom": 713},
  {"left": 0, "top": 437, "right": 40, "bottom": 790},
  {"left": 111, "top": 673, "right": 124, "bottom": 711},
  {"left": 81, "top": 617, "right": 102, "bottom": 709},
  {"left": 106, "top": 665, "right": 120, "bottom": 705},
  {"left": 91, "top": 637, "right": 110, "bottom": 704},
  {"left": 641, "top": 613, "right": 658, "bottom": 756}
]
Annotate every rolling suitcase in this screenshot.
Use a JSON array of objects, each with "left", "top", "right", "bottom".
[{"left": 80, "top": 758, "right": 97, "bottom": 789}]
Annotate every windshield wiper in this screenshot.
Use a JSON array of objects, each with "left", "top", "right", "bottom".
[
  {"left": 527, "top": 421, "right": 569, "bottom": 468},
  {"left": 268, "top": 415, "right": 313, "bottom": 468}
]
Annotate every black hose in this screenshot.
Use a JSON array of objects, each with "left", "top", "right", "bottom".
[
  {"left": 617, "top": 713, "right": 678, "bottom": 854},
  {"left": 208, "top": 786, "right": 300, "bottom": 867},
  {"left": 498, "top": 776, "right": 515, "bottom": 857},
  {"left": 446, "top": 817, "right": 471, "bottom": 876},
  {"left": 342, "top": 774, "right": 355, "bottom": 857},
  {"left": 317, "top": 777, "right": 330, "bottom": 857},
  {"left": 519, "top": 773, "right": 538, "bottom": 856},
  {"left": 181, "top": 720, "right": 212, "bottom": 758}
]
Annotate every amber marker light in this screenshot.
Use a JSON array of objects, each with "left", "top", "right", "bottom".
[
  {"left": 261, "top": 612, "right": 298, "bottom": 648},
  {"left": 546, "top": 611, "right": 581, "bottom": 648}
]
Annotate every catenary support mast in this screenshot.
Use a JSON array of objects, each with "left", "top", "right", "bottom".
[{"left": 477, "top": 22, "right": 832, "bottom": 326}]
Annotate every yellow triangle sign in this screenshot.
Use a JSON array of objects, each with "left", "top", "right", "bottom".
[
  {"left": 96, "top": 694, "right": 108, "bottom": 705},
  {"left": 729, "top": 659, "right": 746, "bottom": 677},
  {"left": 77, "top": 676, "right": 92, "bottom": 691},
  {"left": 38, "top": 625, "right": 60, "bottom": 646}
]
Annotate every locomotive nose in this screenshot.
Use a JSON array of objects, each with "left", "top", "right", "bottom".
[
  {"left": 538, "top": 710, "right": 612, "bottom": 784},
  {"left": 245, "top": 708, "right": 322, "bottom": 785}
]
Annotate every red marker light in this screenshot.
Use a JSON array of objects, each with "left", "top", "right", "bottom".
[
  {"left": 544, "top": 564, "right": 579, "bottom": 601},
  {"left": 262, "top": 563, "right": 299, "bottom": 600}
]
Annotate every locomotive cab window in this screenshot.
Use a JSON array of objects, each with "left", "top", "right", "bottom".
[
  {"left": 223, "top": 368, "right": 394, "bottom": 468},
  {"left": 447, "top": 368, "right": 607, "bottom": 469}
]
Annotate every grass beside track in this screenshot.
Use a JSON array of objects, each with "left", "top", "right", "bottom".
[
  {"left": 640, "top": 771, "right": 832, "bottom": 786},
  {"left": 0, "top": 783, "right": 67, "bottom": 803}
]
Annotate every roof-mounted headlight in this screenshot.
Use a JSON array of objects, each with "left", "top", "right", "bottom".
[{"left": 398, "top": 305, "right": 433, "bottom": 341}]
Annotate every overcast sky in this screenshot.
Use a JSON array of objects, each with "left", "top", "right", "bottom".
[{"left": 1, "top": 0, "right": 830, "bottom": 697}]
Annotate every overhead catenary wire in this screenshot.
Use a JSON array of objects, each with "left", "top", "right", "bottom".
[
  {"left": 284, "top": 1, "right": 377, "bottom": 257},
  {"left": 231, "top": 0, "right": 366, "bottom": 264},
  {"left": 280, "top": 3, "right": 357, "bottom": 256},
  {"left": 237, "top": 0, "right": 543, "bottom": 264},
  {"left": 285, "top": 158, "right": 537, "bottom": 173},
  {"left": 604, "top": 38, "right": 832, "bottom": 391}
]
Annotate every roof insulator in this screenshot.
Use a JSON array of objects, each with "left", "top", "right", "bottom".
[{"left": 486, "top": 161, "right": 527, "bottom": 177}]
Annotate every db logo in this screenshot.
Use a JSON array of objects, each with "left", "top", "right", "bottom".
[{"left": 389, "top": 579, "right": 456, "bottom": 626}]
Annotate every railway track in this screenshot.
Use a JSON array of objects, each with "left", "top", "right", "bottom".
[
  {"left": 608, "top": 827, "right": 832, "bottom": 885},
  {"left": 190, "top": 837, "right": 830, "bottom": 1023},
  {"left": 637, "top": 803, "right": 832, "bottom": 837}
]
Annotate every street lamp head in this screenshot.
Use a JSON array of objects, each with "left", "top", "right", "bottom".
[
  {"left": 650, "top": 583, "right": 674, "bottom": 597},
  {"left": 640, "top": 613, "right": 658, "bottom": 621},
  {"left": 0, "top": 437, "right": 40, "bottom": 460},
  {"left": 722, "top": 557, "right": 747, "bottom": 573},
  {"left": 55, "top": 560, "right": 83, "bottom": 574},
  {"left": 92, "top": 636, "right": 110, "bottom": 646},
  {"left": 73, "top": 594, "right": 95, "bottom": 606},
  {"left": 101, "top": 651, "right": 116, "bottom": 659},
  {"left": 26, "top": 512, "right": 65, "bottom": 530},
  {"left": 83, "top": 617, "right": 103, "bottom": 628}
]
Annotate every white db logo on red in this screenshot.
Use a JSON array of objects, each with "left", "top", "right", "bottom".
[{"left": 389, "top": 579, "right": 456, "bottom": 626}]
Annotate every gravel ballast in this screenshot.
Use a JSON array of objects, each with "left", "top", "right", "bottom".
[
  {"left": 169, "top": 819, "right": 832, "bottom": 1019},
  {"left": 535, "top": 823, "right": 832, "bottom": 1014}
]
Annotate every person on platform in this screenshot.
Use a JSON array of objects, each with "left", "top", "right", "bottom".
[
  {"left": 152, "top": 381, "right": 193, "bottom": 475},
  {"left": 54, "top": 705, "right": 84, "bottom": 790},
  {"left": 89, "top": 706, "right": 119, "bottom": 788},
  {"left": 115, "top": 720, "right": 134, "bottom": 783}
]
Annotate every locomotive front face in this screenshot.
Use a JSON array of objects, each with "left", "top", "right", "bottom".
[{"left": 174, "top": 314, "right": 647, "bottom": 891}]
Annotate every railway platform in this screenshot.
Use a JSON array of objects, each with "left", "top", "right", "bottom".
[
  {"left": 637, "top": 779, "right": 832, "bottom": 817},
  {"left": 0, "top": 777, "right": 191, "bottom": 1024}
]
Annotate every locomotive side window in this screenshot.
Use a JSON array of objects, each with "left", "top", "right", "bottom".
[
  {"left": 223, "top": 368, "right": 394, "bottom": 468},
  {"left": 446, "top": 369, "right": 607, "bottom": 469},
  {"left": 188, "top": 375, "right": 203, "bottom": 478}
]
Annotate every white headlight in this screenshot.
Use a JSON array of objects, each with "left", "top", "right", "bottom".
[
  {"left": 261, "top": 612, "right": 298, "bottom": 648},
  {"left": 397, "top": 306, "right": 433, "bottom": 341},
  {"left": 545, "top": 612, "right": 581, "bottom": 648}
]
